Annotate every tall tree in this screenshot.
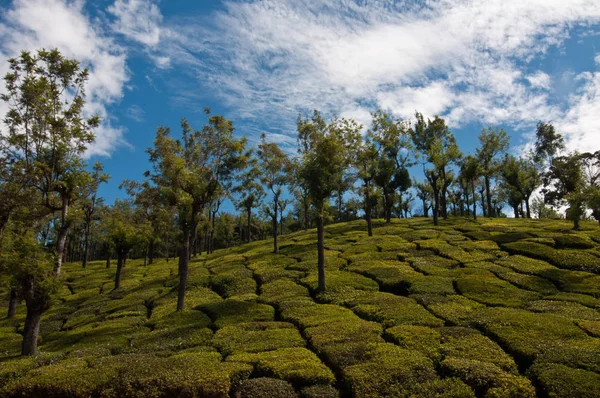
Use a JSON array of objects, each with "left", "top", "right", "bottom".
[
  {"left": 257, "top": 133, "right": 292, "bottom": 254},
  {"left": 501, "top": 154, "right": 539, "bottom": 218},
  {"left": 297, "top": 111, "right": 359, "bottom": 294},
  {"left": 356, "top": 137, "right": 378, "bottom": 235},
  {"left": 476, "top": 127, "right": 509, "bottom": 217},
  {"left": 545, "top": 153, "right": 587, "bottom": 229},
  {"left": 147, "top": 113, "right": 246, "bottom": 310},
  {"left": 1, "top": 49, "right": 99, "bottom": 276}
]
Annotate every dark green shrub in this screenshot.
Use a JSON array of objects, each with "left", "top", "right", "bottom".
[
  {"left": 533, "top": 338, "right": 600, "bottom": 373},
  {"left": 300, "top": 385, "right": 340, "bottom": 398},
  {"left": 343, "top": 343, "right": 437, "bottom": 397},
  {"left": 420, "top": 294, "right": 486, "bottom": 326},
  {"left": 440, "top": 327, "right": 517, "bottom": 373},
  {"left": 200, "top": 299, "right": 274, "bottom": 328},
  {"left": 281, "top": 302, "right": 357, "bottom": 328},
  {"left": 455, "top": 274, "right": 540, "bottom": 308},
  {"left": 129, "top": 327, "right": 214, "bottom": 353},
  {"left": 346, "top": 260, "right": 418, "bottom": 293},
  {"left": 502, "top": 241, "right": 600, "bottom": 273},
  {"left": 554, "top": 234, "right": 596, "bottom": 249},
  {"left": 227, "top": 347, "right": 335, "bottom": 388},
  {"left": 527, "top": 299, "right": 600, "bottom": 320},
  {"left": 213, "top": 322, "right": 305, "bottom": 356},
  {"left": 440, "top": 358, "right": 535, "bottom": 398},
  {"left": 578, "top": 320, "right": 600, "bottom": 337},
  {"left": 529, "top": 363, "right": 600, "bottom": 398},
  {"left": 300, "top": 271, "right": 378, "bottom": 294},
  {"left": 383, "top": 325, "right": 441, "bottom": 360},
  {"left": 259, "top": 279, "right": 310, "bottom": 306},
  {"left": 233, "top": 377, "right": 298, "bottom": 398}
]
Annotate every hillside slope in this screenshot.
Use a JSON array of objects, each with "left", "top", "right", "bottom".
[{"left": 2, "top": 217, "right": 600, "bottom": 397}]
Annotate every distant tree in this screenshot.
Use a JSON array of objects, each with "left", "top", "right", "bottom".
[
  {"left": 257, "top": 133, "right": 292, "bottom": 253},
  {"left": 81, "top": 162, "right": 109, "bottom": 268},
  {"left": 297, "top": 110, "right": 359, "bottom": 294},
  {"left": 501, "top": 154, "right": 539, "bottom": 218},
  {"left": 355, "top": 137, "right": 378, "bottom": 235},
  {"left": 147, "top": 114, "right": 246, "bottom": 310},
  {"left": 233, "top": 150, "right": 264, "bottom": 243},
  {"left": 103, "top": 200, "right": 151, "bottom": 289},
  {"left": 411, "top": 113, "right": 461, "bottom": 225},
  {"left": 476, "top": 127, "right": 510, "bottom": 217},
  {"left": 413, "top": 180, "right": 432, "bottom": 218},
  {"left": 459, "top": 155, "right": 481, "bottom": 220},
  {"left": 545, "top": 153, "right": 587, "bottom": 229},
  {"left": 369, "top": 110, "right": 413, "bottom": 223},
  {"left": 534, "top": 122, "right": 564, "bottom": 166}
]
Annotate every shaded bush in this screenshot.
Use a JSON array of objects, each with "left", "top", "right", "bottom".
[
  {"left": 528, "top": 363, "right": 600, "bottom": 398},
  {"left": 234, "top": 377, "right": 298, "bottom": 398},
  {"left": 200, "top": 299, "right": 275, "bottom": 328},
  {"left": 213, "top": 322, "right": 305, "bottom": 356}
]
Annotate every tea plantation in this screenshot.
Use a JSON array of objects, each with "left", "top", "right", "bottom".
[{"left": 2, "top": 217, "right": 600, "bottom": 397}]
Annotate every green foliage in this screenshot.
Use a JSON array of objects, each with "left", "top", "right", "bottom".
[
  {"left": 234, "top": 377, "right": 299, "bottom": 398},
  {"left": 228, "top": 347, "right": 335, "bottom": 388},
  {"left": 213, "top": 322, "right": 305, "bottom": 356},
  {"left": 200, "top": 299, "right": 275, "bottom": 328},
  {"left": 529, "top": 363, "right": 600, "bottom": 398}
]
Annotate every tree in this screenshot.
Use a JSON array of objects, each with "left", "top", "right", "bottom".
[
  {"left": 0, "top": 227, "right": 59, "bottom": 355},
  {"left": 233, "top": 151, "right": 264, "bottom": 243},
  {"left": 501, "top": 154, "right": 540, "bottom": 218},
  {"left": 411, "top": 113, "right": 461, "bottom": 225},
  {"left": 147, "top": 113, "right": 246, "bottom": 310},
  {"left": 459, "top": 155, "right": 481, "bottom": 220},
  {"left": 534, "top": 122, "right": 564, "bottom": 166},
  {"left": 545, "top": 153, "right": 587, "bottom": 229},
  {"left": 81, "top": 162, "right": 109, "bottom": 268},
  {"left": 1, "top": 49, "right": 100, "bottom": 276},
  {"left": 476, "top": 127, "right": 509, "bottom": 217},
  {"left": 103, "top": 200, "right": 150, "bottom": 289},
  {"left": 413, "top": 180, "right": 432, "bottom": 218},
  {"left": 356, "top": 137, "right": 378, "bottom": 235},
  {"left": 256, "top": 133, "right": 291, "bottom": 253},
  {"left": 369, "top": 110, "right": 412, "bottom": 223},
  {"left": 297, "top": 111, "right": 359, "bottom": 294}
]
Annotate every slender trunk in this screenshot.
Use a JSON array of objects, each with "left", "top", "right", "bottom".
[
  {"left": 106, "top": 253, "right": 111, "bottom": 268},
  {"left": 317, "top": 210, "right": 325, "bottom": 294},
  {"left": 192, "top": 228, "right": 198, "bottom": 257},
  {"left": 337, "top": 192, "right": 343, "bottom": 222},
  {"left": 148, "top": 240, "right": 154, "bottom": 265},
  {"left": 115, "top": 252, "right": 124, "bottom": 290},
  {"left": 365, "top": 185, "right": 373, "bottom": 237},
  {"left": 485, "top": 175, "right": 493, "bottom": 217},
  {"left": 472, "top": 184, "right": 477, "bottom": 220},
  {"left": 272, "top": 200, "right": 278, "bottom": 254},
  {"left": 54, "top": 197, "right": 70, "bottom": 276},
  {"left": 525, "top": 195, "right": 531, "bottom": 219},
  {"left": 280, "top": 214, "right": 284, "bottom": 236},
  {"left": 82, "top": 220, "right": 91, "bottom": 269},
  {"left": 247, "top": 206, "right": 252, "bottom": 243},
  {"left": 7, "top": 288, "right": 18, "bottom": 319},
  {"left": 433, "top": 189, "right": 440, "bottom": 226},
  {"left": 177, "top": 237, "right": 189, "bottom": 311},
  {"left": 303, "top": 199, "right": 309, "bottom": 230},
  {"left": 423, "top": 199, "right": 429, "bottom": 218},
  {"left": 384, "top": 188, "right": 392, "bottom": 223},
  {"left": 209, "top": 214, "right": 216, "bottom": 254},
  {"left": 513, "top": 205, "right": 520, "bottom": 218}
]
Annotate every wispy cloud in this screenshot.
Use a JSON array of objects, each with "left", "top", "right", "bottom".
[
  {"left": 0, "top": 0, "right": 130, "bottom": 157},
  {"left": 126, "top": 104, "right": 146, "bottom": 122},
  {"left": 148, "top": 0, "right": 600, "bottom": 151}
]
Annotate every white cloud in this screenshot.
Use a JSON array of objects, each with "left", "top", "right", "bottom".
[
  {"left": 126, "top": 105, "right": 146, "bottom": 122},
  {"left": 154, "top": 0, "right": 600, "bottom": 151},
  {"left": 0, "top": 0, "right": 129, "bottom": 157},
  {"left": 107, "top": 0, "right": 162, "bottom": 47}
]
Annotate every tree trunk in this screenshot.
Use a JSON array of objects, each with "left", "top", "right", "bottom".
[
  {"left": 317, "top": 211, "right": 325, "bottom": 294},
  {"left": 7, "top": 288, "right": 18, "bottom": 319},
  {"left": 365, "top": 186, "right": 373, "bottom": 237},
  {"left": 177, "top": 238, "right": 189, "bottom": 311},
  {"left": 433, "top": 189, "right": 440, "bottom": 226},
  {"left": 513, "top": 205, "right": 520, "bottom": 218},
  {"left": 21, "top": 305, "right": 42, "bottom": 356},
  {"left": 114, "top": 252, "right": 124, "bottom": 290},
  {"left": 423, "top": 199, "right": 429, "bottom": 218},
  {"left": 54, "top": 197, "right": 71, "bottom": 276},
  {"left": 525, "top": 196, "right": 531, "bottom": 219},
  {"left": 82, "top": 220, "right": 91, "bottom": 269},
  {"left": 106, "top": 252, "right": 111, "bottom": 268},
  {"left": 384, "top": 188, "right": 392, "bottom": 223},
  {"left": 247, "top": 206, "right": 252, "bottom": 243},
  {"left": 485, "top": 175, "right": 493, "bottom": 217},
  {"left": 272, "top": 200, "right": 278, "bottom": 254},
  {"left": 472, "top": 184, "right": 477, "bottom": 220},
  {"left": 304, "top": 200, "right": 310, "bottom": 230},
  {"left": 148, "top": 240, "right": 154, "bottom": 265}
]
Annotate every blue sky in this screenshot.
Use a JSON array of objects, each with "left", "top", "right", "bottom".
[{"left": 1, "top": 0, "right": 600, "bottom": 211}]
